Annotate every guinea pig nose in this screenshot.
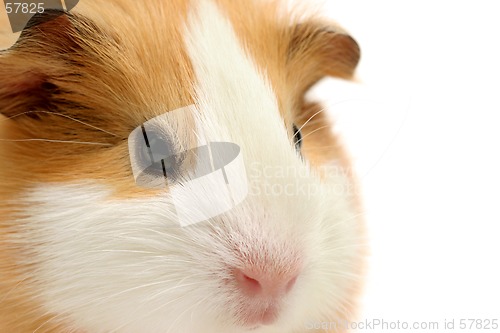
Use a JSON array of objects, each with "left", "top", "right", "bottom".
[{"left": 233, "top": 268, "right": 299, "bottom": 298}]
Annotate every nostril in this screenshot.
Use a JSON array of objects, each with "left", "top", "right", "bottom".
[
  {"left": 235, "top": 269, "right": 262, "bottom": 295},
  {"left": 232, "top": 266, "right": 301, "bottom": 326},
  {"left": 233, "top": 268, "right": 300, "bottom": 297}
]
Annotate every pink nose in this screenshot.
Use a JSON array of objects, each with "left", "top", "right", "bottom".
[{"left": 233, "top": 267, "right": 299, "bottom": 298}]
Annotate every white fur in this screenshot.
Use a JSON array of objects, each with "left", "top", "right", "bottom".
[{"left": 12, "top": 1, "right": 362, "bottom": 332}]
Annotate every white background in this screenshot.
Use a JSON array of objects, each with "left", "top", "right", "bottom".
[{"left": 314, "top": 1, "right": 500, "bottom": 331}]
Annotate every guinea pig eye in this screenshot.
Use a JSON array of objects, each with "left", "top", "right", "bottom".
[
  {"left": 293, "top": 124, "right": 302, "bottom": 152},
  {"left": 137, "top": 126, "right": 184, "bottom": 182}
]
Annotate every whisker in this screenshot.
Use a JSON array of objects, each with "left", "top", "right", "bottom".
[
  {"left": 0, "top": 138, "right": 113, "bottom": 146},
  {"left": 320, "top": 243, "right": 368, "bottom": 255},
  {"left": 142, "top": 273, "right": 206, "bottom": 304},
  {"left": 295, "top": 125, "right": 331, "bottom": 145},
  {"left": 91, "top": 278, "right": 192, "bottom": 306},
  {"left": 0, "top": 276, "right": 29, "bottom": 303},
  {"left": 108, "top": 281, "right": 205, "bottom": 333},
  {"left": 295, "top": 98, "right": 379, "bottom": 139},
  {"left": 321, "top": 97, "right": 386, "bottom": 111},
  {"left": 324, "top": 212, "right": 366, "bottom": 227},
  {"left": 189, "top": 294, "right": 210, "bottom": 323},
  {"left": 32, "top": 312, "right": 65, "bottom": 333},
  {"left": 294, "top": 108, "right": 326, "bottom": 139},
  {"left": 3, "top": 110, "right": 119, "bottom": 138},
  {"left": 166, "top": 294, "right": 211, "bottom": 333},
  {"left": 303, "top": 145, "right": 340, "bottom": 151}
]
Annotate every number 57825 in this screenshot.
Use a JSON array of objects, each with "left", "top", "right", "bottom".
[{"left": 5, "top": 2, "right": 45, "bottom": 14}]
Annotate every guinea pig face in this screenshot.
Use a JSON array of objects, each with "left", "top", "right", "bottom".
[{"left": 0, "top": 1, "right": 364, "bottom": 333}]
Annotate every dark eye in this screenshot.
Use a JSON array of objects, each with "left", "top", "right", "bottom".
[
  {"left": 293, "top": 124, "right": 302, "bottom": 152},
  {"left": 137, "top": 125, "right": 184, "bottom": 182}
]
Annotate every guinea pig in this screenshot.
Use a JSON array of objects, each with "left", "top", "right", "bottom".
[{"left": 0, "top": 0, "right": 365, "bottom": 332}]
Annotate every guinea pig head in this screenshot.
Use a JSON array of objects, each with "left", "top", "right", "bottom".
[{"left": 0, "top": 1, "right": 364, "bottom": 333}]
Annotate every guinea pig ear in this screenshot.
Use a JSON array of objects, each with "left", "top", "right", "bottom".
[
  {"left": 0, "top": 10, "right": 89, "bottom": 120},
  {"left": 287, "top": 20, "right": 360, "bottom": 100}
]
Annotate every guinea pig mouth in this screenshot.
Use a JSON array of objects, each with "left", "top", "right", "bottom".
[{"left": 240, "top": 304, "right": 281, "bottom": 327}]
